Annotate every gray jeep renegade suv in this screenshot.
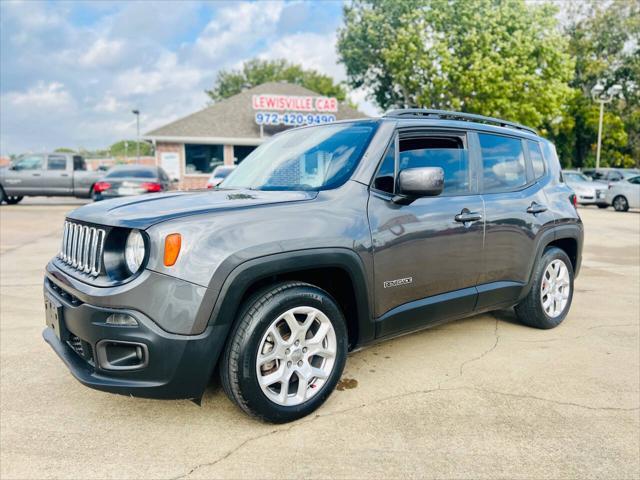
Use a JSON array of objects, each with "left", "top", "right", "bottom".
[{"left": 43, "top": 109, "right": 583, "bottom": 423}]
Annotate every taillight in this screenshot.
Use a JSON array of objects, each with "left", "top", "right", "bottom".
[
  {"left": 93, "top": 181, "right": 111, "bottom": 193},
  {"left": 570, "top": 193, "right": 578, "bottom": 208},
  {"left": 141, "top": 182, "right": 162, "bottom": 193},
  {"left": 206, "top": 183, "right": 214, "bottom": 189}
]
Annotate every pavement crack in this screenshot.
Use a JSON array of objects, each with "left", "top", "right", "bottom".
[
  {"left": 171, "top": 382, "right": 638, "bottom": 478},
  {"left": 458, "top": 317, "right": 500, "bottom": 376},
  {"left": 465, "top": 387, "right": 640, "bottom": 412}
]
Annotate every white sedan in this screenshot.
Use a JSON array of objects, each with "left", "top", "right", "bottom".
[{"left": 605, "top": 175, "right": 640, "bottom": 211}]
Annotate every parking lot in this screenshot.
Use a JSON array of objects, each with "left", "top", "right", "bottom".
[{"left": 1, "top": 200, "right": 638, "bottom": 479}]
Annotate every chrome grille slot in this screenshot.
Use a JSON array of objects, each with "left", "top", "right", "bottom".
[{"left": 58, "top": 221, "right": 106, "bottom": 277}]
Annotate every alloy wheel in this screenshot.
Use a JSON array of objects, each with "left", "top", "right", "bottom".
[
  {"left": 256, "top": 306, "right": 337, "bottom": 406},
  {"left": 540, "top": 259, "right": 570, "bottom": 318}
]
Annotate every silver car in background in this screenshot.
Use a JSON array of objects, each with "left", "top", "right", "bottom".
[
  {"left": 562, "top": 170, "right": 607, "bottom": 208},
  {"left": 605, "top": 175, "right": 640, "bottom": 211}
]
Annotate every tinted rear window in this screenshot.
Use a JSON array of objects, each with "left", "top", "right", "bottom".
[{"left": 106, "top": 169, "right": 156, "bottom": 179}]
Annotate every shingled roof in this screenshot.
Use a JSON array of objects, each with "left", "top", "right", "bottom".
[{"left": 144, "top": 82, "right": 367, "bottom": 142}]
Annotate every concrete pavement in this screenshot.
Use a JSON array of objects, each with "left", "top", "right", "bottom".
[{"left": 1, "top": 202, "right": 638, "bottom": 479}]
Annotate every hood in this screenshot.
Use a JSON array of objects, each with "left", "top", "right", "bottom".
[{"left": 67, "top": 189, "right": 318, "bottom": 229}]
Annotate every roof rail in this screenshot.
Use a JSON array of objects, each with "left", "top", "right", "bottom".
[{"left": 383, "top": 108, "right": 538, "bottom": 135}]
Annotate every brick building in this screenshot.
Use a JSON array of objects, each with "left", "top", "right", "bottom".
[{"left": 143, "top": 82, "right": 366, "bottom": 190}]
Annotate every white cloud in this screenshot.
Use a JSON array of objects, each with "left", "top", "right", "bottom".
[
  {"left": 259, "top": 31, "right": 346, "bottom": 80},
  {"left": 192, "top": 2, "right": 284, "bottom": 63},
  {"left": 0, "top": 1, "right": 378, "bottom": 154},
  {"left": 79, "top": 38, "right": 125, "bottom": 68},
  {"left": 94, "top": 95, "right": 124, "bottom": 113},
  {"left": 4, "top": 82, "right": 74, "bottom": 108}
]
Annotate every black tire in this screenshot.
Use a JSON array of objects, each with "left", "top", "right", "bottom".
[
  {"left": 220, "top": 281, "right": 348, "bottom": 423},
  {"left": 91, "top": 187, "right": 101, "bottom": 202},
  {"left": 597, "top": 204, "right": 608, "bottom": 209},
  {"left": 5, "top": 195, "right": 23, "bottom": 205},
  {"left": 0, "top": 186, "right": 5, "bottom": 204},
  {"left": 514, "top": 247, "right": 574, "bottom": 329},
  {"left": 612, "top": 195, "right": 629, "bottom": 212}
]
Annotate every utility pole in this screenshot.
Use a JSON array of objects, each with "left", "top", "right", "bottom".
[
  {"left": 591, "top": 83, "right": 622, "bottom": 169},
  {"left": 132, "top": 109, "right": 140, "bottom": 163}
]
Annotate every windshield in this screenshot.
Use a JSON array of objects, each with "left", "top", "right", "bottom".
[
  {"left": 106, "top": 168, "right": 156, "bottom": 179},
  {"left": 221, "top": 121, "right": 378, "bottom": 191},
  {"left": 564, "top": 172, "right": 590, "bottom": 183}
]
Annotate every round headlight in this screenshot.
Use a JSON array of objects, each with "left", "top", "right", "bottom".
[{"left": 124, "top": 230, "right": 146, "bottom": 274}]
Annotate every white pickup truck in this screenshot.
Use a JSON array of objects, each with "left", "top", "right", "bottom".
[{"left": 0, "top": 153, "right": 103, "bottom": 204}]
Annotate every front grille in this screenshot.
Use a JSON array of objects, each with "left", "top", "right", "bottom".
[{"left": 58, "top": 221, "right": 106, "bottom": 276}]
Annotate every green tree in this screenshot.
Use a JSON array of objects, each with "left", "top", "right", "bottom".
[
  {"left": 338, "top": 0, "right": 574, "bottom": 130},
  {"left": 54, "top": 147, "right": 75, "bottom": 153},
  {"left": 205, "top": 59, "right": 348, "bottom": 102},
  {"left": 108, "top": 140, "right": 153, "bottom": 158},
  {"left": 562, "top": 0, "right": 639, "bottom": 168}
]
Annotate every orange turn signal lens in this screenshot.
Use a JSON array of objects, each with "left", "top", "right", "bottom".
[{"left": 164, "top": 233, "right": 181, "bottom": 266}]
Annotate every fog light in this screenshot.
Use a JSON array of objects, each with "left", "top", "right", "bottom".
[{"left": 105, "top": 313, "right": 138, "bottom": 326}]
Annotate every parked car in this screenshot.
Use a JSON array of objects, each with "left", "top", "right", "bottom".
[
  {"left": 605, "top": 175, "right": 640, "bottom": 211},
  {"left": 562, "top": 170, "right": 607, "bottom": 207},
  {"left": 92, "top": 165, "right": 174, "bottom": 201},
  {"left": 582, "top": 168, "right": 640, "bottom": 184},
  {"left": 42, "top": 110, "right": 582, "bottom": 423},
  {"left": 0, "top": 153, "right": 102, "bottom": 204},
  {"left": 206, "top": 165, "right": 236, "bottom": 189}
]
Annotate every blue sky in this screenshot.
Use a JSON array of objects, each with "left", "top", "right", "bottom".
[{"left": 0, "top": 0, "right": 376, "bottom": 155}]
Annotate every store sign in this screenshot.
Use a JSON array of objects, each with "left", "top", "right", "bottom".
[{"left": 252, "top": 94, "right": 338, "bottom": 126}]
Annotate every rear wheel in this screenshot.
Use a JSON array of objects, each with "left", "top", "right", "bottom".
[
  {"left": 613, "top": 195, "right": 629, "bottom": 212},
  {"left": 0, "top": 186, "right": 5, "bottom": 204},
  {"left": 220, "top": 282, "right": 347, "bottom": 423},
  {"left": 515, "top": 247, "right": 574, "bottom": 329}
]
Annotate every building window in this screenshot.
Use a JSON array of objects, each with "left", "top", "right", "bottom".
[
  {"left": 234, "top": 145, "right": 257, "bottom": 165},
  {"left": 185, "top": 144, "right": 223, "bottom": 174}
]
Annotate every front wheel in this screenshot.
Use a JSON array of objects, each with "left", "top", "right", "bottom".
[
  {"left": 220, "top": 282, "right": 347, "bottom": 423},
  {"left": 515, "top": 247, "right": 574, "bottom": 329},
  {"left": 613, "top": 195, "right": 629, "bottom": 212},
  {"left": 5, "top": 195, "right": 23, "bottom": 205}
]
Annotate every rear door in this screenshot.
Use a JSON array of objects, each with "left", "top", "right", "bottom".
[
  {"left": 43, "top": 154, "right": 72, "bottom": 195},
  {"left": 474, "top": 132, "right": 555, "bottom": 310},
  {"left": 368, "top": 128, "right": 485, "bottom": 337},
  {"left": 2, "top": 154, "right": 45, "bottom": 195}
]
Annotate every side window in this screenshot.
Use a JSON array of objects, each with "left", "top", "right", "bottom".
[
  {"left": 47, "top": 155, "right": 67, "bottom": 171},
  {"left": 73, "top": 156, "right": 86, "bottom": 171},
  {"left": 373, "top": 140, "right": 396, "bottom": 194},
  {"left": 13, "top": 154, "right": 44, "bottom": 171},
  {"left": 628, "top": 176, "right": 640, "bottom": 185},
  {"left": 527, "top": 140, "right": 545, "bottom": 179},
  {"left": 398, "top": 135, "right": 469, "bottom": 195},
  {"left": 608, "top": 171, "right": 622, "bottom": 182},
  {"left": 479, "top": 133, "right": 526, "bottom": 193}
]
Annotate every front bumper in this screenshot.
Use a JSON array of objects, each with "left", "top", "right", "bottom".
[{"left": 42, "top": 277, "right": 227, "bottom": 399}]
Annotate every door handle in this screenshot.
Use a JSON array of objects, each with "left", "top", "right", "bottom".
[
  {"left": 32, "top": 173, "right": 41, "bottom": 176},
  {"left": 61, "top": 173, "right": 69, "bottom": 177},
  {"left": 455, "top": 209, "right": 482, "bottom": 224},
  {"left": 527, "top": 202, "right": 548, "bottom": 214}
]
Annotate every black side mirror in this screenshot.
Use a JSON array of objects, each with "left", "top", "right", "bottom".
[{"left": 393, "top": 167, "right": 444, "bottom": 205}]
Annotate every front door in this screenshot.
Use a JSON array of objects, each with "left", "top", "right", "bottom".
[
  {"left": 3, "top": 154, "right": 45, "bottom": 195},
  {"left": 368, "top": 130, "right": 484, "bottom": 337}
]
